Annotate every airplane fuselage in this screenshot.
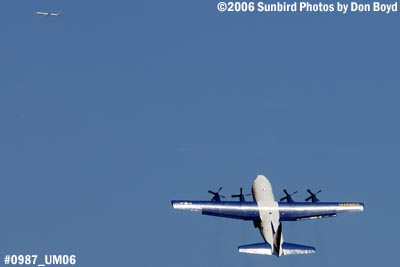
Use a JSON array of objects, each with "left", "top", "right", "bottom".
[{"left": 252, "top": 175, "right": 283, "bottom": 256}]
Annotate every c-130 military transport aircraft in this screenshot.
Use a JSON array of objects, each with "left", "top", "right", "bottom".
[{"left": 171, "top": 175, "right": 364, "bottom": 257}]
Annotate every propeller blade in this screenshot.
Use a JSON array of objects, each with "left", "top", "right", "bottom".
[
  {"left": 208, "top": 187, "right": 224, "bottom": 201},
  {"left": 283, "top": 189, "right": 289, "bottom": 195},
  {"left": 305, "top": 189, "right": 321, "bottom": 202},
  {"left": 231, "top": 187, "right": 250, "bottom": 202}
]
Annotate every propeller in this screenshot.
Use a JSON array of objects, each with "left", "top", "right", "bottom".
[
  {"left": 305, "top": 189, "right": 321, "bottom": 203},
  {"left": 208, "top": 187, "right": 225, "bottom": 202},
  {"left": 279, "top": 189, "right": 298, "bottom": 203},
  {"left": 231, "top": 187, "right": 251, "bottom": 202}
]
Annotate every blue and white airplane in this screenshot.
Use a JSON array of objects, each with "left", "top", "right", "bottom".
[
  {"left": 36, "top": 11, "right": 61, "bottom": 17},
  {"left": 171, "top": 175, "right": 364, "bottom": 257}
]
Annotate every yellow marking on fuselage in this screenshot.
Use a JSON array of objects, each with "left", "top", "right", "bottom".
[{"left": 339, "top": 203, "right": 360, "bottom": 206}]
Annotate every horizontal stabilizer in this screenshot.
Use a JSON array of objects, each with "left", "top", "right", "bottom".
[{"left": 238, "top": 242, "right": 316, "bottom": 256}]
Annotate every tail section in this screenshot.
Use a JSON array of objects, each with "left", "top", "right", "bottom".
[{"left": 238, "top": 242, "right": 316, "bottom": 256}]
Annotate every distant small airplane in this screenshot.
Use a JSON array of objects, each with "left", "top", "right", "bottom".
[
  {"left": 36, "top": 11, "right": 61, "bottom": 17},
  {"left": 171, "top": 174, "right": 364, "bottom": 257}
]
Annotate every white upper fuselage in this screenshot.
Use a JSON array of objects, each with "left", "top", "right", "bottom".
[{"left": 252, "top": 175, "right": 283, "bottom": 256}]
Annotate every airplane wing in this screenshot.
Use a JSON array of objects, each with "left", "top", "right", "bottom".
[
  {"left": 36, "top": 12, "right": 49, "bottom": 16},
  {"left": 171, "top": 200, "right": 364, "bottom": 221},
  {"left": 172, "top": 201, "right": 260, "bottom": 220},
  {"left": 278, "top": 202, "right": 364, "bottom": 221}
]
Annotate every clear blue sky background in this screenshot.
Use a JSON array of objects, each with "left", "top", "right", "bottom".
[{"left": 0, "top": 0, "right": 399, "bottom": 266}]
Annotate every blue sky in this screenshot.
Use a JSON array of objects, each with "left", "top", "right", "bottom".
[{"left": 0, "top": 1, "right": 399, "bottom": 266}]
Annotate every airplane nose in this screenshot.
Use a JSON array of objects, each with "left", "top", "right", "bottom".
[{"left": 255, "top": 174, "right": 267, "bottom": 181}]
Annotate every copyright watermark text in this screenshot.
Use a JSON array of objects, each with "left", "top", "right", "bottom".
[{"left": 216, "top": 1, "right": 398, "bottom": 14}]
